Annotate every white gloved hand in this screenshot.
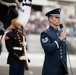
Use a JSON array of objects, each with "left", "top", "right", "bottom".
[{"left": 19, "top": 55, "right": 26, "bottom": 60}]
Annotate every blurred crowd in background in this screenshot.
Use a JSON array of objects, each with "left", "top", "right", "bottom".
[{"left": 26, "top": 11, "right": 48, "bottom": 34}]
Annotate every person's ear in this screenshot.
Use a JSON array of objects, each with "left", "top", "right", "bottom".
[{"left": 49, "top": 17, "right": 52, "bottom": 22}]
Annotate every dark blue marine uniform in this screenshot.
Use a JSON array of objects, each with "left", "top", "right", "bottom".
[
  {"left": 40, "top": 8, "right": 68, "bottom": 75},
  {"left": 5, "top": 28, "right": 26, "bottom": 75}
]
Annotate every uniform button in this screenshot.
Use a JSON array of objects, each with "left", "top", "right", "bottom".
[
  {"left": 20, "top": 42, "right": 22, "bottom": 44},
  {"left": 17, "top": 35, "right": 19, "bottom": 36},
  {"left": 60, "top": 49, "right": 62, "bottom": 51},
  {"left": 57, "top": 33, "right": 59, "bottom": 36},
  {"left": 20, "top": 47, "right": 22, "bottom": 50},
  {"left": 61, "top": 56, "right": 63, "bottom": 58},
  {"left": 19, "top": 40, "right": 21, "bottom": 42},
  {"left": 60, "top": 53, "right": 62, "bottom": 55},
  {"left": 18, "top": 37, "right": 20, "bottom": 39}
]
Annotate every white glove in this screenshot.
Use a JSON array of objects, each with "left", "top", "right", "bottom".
[
  {"left": 22, "top": 42, "right": 27, "bottom": 46},
  {"left": 19, "top": 55, "right": 26, "bottom": 60}
]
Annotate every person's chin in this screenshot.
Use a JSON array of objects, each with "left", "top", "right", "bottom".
[
  {"left": 55, "top": 24, "right": 59, "bottom": 26},
  {"left": 57, "top": 23, "right": 60, "bottom": 26}
]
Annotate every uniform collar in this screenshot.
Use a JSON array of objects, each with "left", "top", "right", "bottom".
[
  {"left": 12, "top": 28, "right": 23, "bottom": 34},
  {"left": 49, "top": 25, "right": 58, "bottom": 32}
]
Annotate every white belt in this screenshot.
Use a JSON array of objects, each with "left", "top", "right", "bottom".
[{"left": 13, "top": 47, "right": 22, "bottom": 51}]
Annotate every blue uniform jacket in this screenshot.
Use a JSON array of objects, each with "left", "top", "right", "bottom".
[{"left": 40, "top": 26, "right": 68, "bottom": 75}]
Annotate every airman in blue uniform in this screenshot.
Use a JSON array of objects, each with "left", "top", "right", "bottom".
[{"left": 40, "top": 8, "right": 68, "bottom": 75}]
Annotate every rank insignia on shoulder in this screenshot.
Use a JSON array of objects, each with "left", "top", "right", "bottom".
[
  {"left": 42, "top": 37, "right": 48, "bottom": 43},
  {"left": 5, "top": 36, "right": 10, "bottom": 40}
]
